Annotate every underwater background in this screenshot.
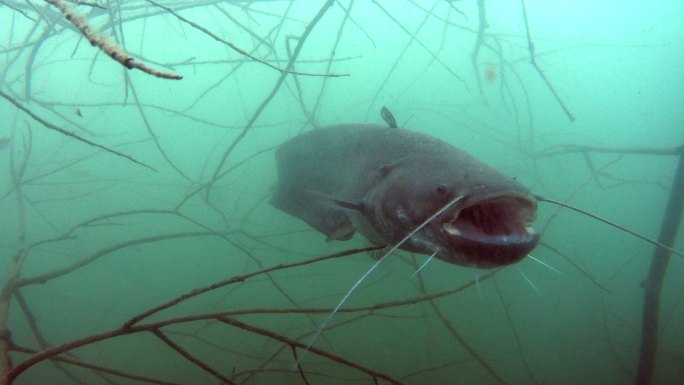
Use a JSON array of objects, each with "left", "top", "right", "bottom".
[{"left": 0, "top": 1, "right": 682, "bottom": 384}]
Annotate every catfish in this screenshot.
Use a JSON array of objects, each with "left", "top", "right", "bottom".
[{"left": 271, "top": 124, "right": 540, "bottom": 268}]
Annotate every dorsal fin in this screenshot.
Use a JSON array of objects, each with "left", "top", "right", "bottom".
[{"left": 380, "top": 106, "right": 398, "bottom": 128}]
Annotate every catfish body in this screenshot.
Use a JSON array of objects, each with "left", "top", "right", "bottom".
[{"left": 271, "top": 124, "right": 539, "bottom": 268}]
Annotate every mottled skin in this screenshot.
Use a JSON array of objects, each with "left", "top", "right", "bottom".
[{"left": 271, "top": 124, "right": 539, "bottom": 268}]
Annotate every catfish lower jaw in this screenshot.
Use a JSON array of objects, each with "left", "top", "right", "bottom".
[{"left": 440, "top": 194, "right": 540, "bottom": 268}]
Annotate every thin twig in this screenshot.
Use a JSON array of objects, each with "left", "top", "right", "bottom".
[
  {"left": 4, "top": 268, "right": 492, "bottom": 384},
  {"left": 14, "top": 291, "right": 87, "bottom": 384},
  {"left": 124, "top": 245, "right": 381, "bottom": 328},
  {"left": 539, "top": 144, "right": 683, "bottom": 157},
  {"left": 364, "top": 0, "right": 439, "bottom": 120},
  {"left": 16, "top": 231, "right": 225, "bottom": 288},
  {"left": 290, "top": 346, "right": 311, "bottom": 385},
  {"left": 492, "top": 278, "right": 540, "bottom": 384},
  {"left": 520, "top": 0, "right": 575, "bottom": 122},
  {"left": 472, "top": 0, "right": 487, "bottom": 99},
  {"left": 143, "top": 0, "right": 345, "bottom": 78},
  {"left": 125, "top": 79, "right": 193, "bottom": 181},
  {"left": 0, "top": 90, "right": 155, "bottom": 171},
  {"left": 11, "top": 344, "right": 182, "bottom": 385},
  {"left": 151, "top": 329, "right": 237, "bottom": 385},
  {"left": 216, "top": 317, "right": 405, "bottom": 385},
  {"left": 207, "top": 0, "right": 335, "bottom": 191},
  {"left": 540, "top": 242, "right": 613, "bottom": 293},
  {"left": 371, "top": 0, "right": 467, "bottom": 87}
]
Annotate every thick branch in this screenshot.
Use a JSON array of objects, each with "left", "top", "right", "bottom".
[
  {"left": 634, "top": 146, "right": 684, "bottom": 384},
  {"left": 44, "top": 0, "right": 182, "bottom": 79}
]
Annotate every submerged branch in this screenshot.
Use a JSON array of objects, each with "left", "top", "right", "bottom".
[
  {"left": 539, "top": 144, "right": 683, "bottom": 157},
  {"left": 635, "top": 145, "right": 684, "bottom": 384},
  {"left": 207, "top": 0, "right": 335, "bottom": 189},
  {"left": 520, "top": 0, "right": 575, "bottom": 122},
  {"left": 217, "top": 317, "right": 405, "bottom": 385},
  {"left": 372, "top": 0, "right": 467, "bottom": 87},
  {"left": 539, "top": 242, "right": 613, "bottom": 293},
  {"left": 143, "top": 0, "right": 346, "bottom": 78},
  {"left": 5, "top": 267, "right": 490, "bottom": 384},
  {"left": 124, "top": 245, "right": 381, "bottom": 328},
  {"left": 151, "top": 329, "right": 237, "bottom": 385},
  {"left": 44, "top": 0, "right": 182, "bottom": 79},
  {"left": 0, "top": 90, "right": 155, "bottom": 171},
  {"left": 10, "top": 344, "right": 181, "bottom": 385},
  {"left": 471, "top": 0, "right": 487, "bottom": 99}
]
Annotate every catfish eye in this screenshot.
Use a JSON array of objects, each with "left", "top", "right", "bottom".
[{"left": 436, "top": 184, "right": 447, "bottom": 195}]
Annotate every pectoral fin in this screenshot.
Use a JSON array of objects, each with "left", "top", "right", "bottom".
[
  {"left": 304, "top": 190, "right": 365, "bottom": 213},
  {"left": 271, "top": 187, "right": 357, "bottom": 241}
]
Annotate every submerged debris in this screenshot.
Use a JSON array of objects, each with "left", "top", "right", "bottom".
[{"left": 0, "top": 138, "right": 11, "bottom": 151}]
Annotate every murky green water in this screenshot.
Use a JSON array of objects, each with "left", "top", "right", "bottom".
[{"left": 0, "top": 1, "right": 682, "bottom": 384}]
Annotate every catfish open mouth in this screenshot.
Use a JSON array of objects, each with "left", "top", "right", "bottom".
[{"left": 442, "top": 194, "right": 540, "bottom": 267}]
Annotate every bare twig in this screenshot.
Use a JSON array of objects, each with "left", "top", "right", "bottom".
[
  {"left": 0, "top": 137, "right": 30, "bottom": 376},
  {"left": 290, "top": 346, "right": 312, "bottom": 385},
  {"left": 5, "top": 270, "right": 489, "bottom": 384},
  {"left": 492, "top": 278, "right": 540, "bottom": 384},
  {"left": 540, "top": 242, "right": 613, "bottom": 293},
  {"left": 151, "top": 329, "right": 237, "bottom": 385},
  {"left": 14, "top": 291, "right": 87, "bottom": 384},
  {"left": 0, "top": 90, "right": 155, "bottom": 171},
  {"left": 371, "top": 0, "right": 467, "bottom": 87},
  {"left": 124, "top": 245, "right": 381, "bottom": 328},
  {"left": 125, "top": 79, "right": 194, "bottom": 181},
  {"left": 10, "top": 344, "right": 182, "bottom": 385},
  {"left": 364, "top": 0, "right": 440, "bottom": 120},
  {"left": 216, "top": 317, "right": 405, "bottom": 385},
  {"left": 207, "top": 0, "right": 335, "bottom": 190},
  {"left": 539, "top": 144, "right": 683, "bottom": 157},
  {"left": 143, "top": 0, "right": 346, "bottom": 78},
  {"left": 16, "top": 231, "right": 224, "bottom": 288},
  {"left": 472, "top": 0, "right": 487, "bottom": 99},
  {"left": 520, "top": 0, "right": 575, "bottom": 122}
]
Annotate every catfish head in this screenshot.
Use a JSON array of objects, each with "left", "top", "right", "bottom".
[{"left": 361, "top": 151, "right": 540, "bottom": 268}]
